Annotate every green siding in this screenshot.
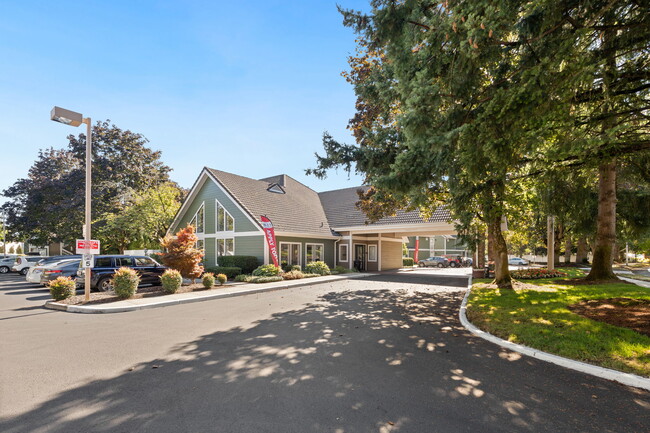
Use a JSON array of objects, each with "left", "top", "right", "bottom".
[
  {"left": 204, "top": 238, "right": 216, "bottom": 266},
  {"left": 232, "top": 235, "right": 265, "bottom": 265},
  {"left": 171, "top": 176, "right": 260, "bottom": 235},
  {"left": 272, "top": 236, "right": 336, "bottom": 268}
]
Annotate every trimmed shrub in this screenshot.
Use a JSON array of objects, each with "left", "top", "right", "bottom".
[
  {"left": 204, "top": 266, "right": 241, "bottom": 279},
  {"left": 112, "top": 267, "right": 140, "bottom": 299},
  {"left": 334, "top": 265, "right": 358, "bottom": 274},
  {"left": 235, "top": 274, "right": 254, "bottom": 282},
  {"left": 511, "top": 268, "right": 567, "bottom": 280},
  {"left": 48, "top": 276, "right": 76, "bottom": 301},
  {"left": 252, "top": 264, "right": 282, "bottom": 277},
  {"left": 304, "top": 261, "right": 330, "bottom": 276},
  {"left": 282, "top": 270, "right": 304, "bottom": 280},
  {"left": 216, "top": 256, "right": 259, "bottom": 274},
  {"left": 251, "top": 276, "right": 284, "bottom": 283},
  {"left": 160, "top": 269, "right": 183, "bottom": 293},
  {"left": 202, "top": 272, "right": 215, "bottom": 289},
  {"left": 216, "top": 273, "right": 227, "bottom": 285},
  {"left": 403, "top": 258, "right": 415, "bottom": 267},
  {"left": 303, "top": 273, "right": 321, "bottom": 278}
]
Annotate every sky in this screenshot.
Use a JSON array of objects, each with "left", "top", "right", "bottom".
[{"left": 0, "top": 1, "right": 371, "bottom": 204}]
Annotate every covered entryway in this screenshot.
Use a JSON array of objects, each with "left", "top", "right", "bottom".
[{"left": 354, "top": 244, "right": 366, "bottom": 271}]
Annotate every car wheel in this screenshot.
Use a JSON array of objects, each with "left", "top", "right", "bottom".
[
  {"left": 437, "top": 263, "right": 444, "bottom": 268},
  {"left": 20, "top": 268, "right": 29, "bottom": 276},
  {"left": 418, "top": 262, "right": 424, "bottom": 267},
  {"left": 449, "top": 262, "right": 457, "bottom": 268},
  {"left": 0, "top": 266, "right": 8, "bottom": 274},
  {"left": 97, "top": 277, "right": 113, "bottom": 292}
]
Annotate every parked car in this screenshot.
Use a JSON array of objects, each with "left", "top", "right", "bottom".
[
  {"left": 0, "top": 255, "right": 19, "bottom": 274},
  {"left": 76, "top": 255, "right": 167, "bottom": 291},
  {"left": 442, "top": 255, "right": 474, "bottom": 268},
  {"left": 508, "top": 257, "right": 529, "bottom": 266},
  {"left": 38, "top": 259, "right": 82, "bottom": 286},
  {"left": 11, "top": 256, "right": 46, "bottom": 275},
  {"left": 418, "top": 256, "right": 450, "bottom": 268},
  {"left": 37, "top": 255, "right": 81, "bottom": 266}
]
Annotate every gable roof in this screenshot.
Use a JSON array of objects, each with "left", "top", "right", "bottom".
[
  {"left": 318, "top": 186, "right": 451, "bottom": 228},
  {"left": 207, "top": 168, "right": 335, "bottom": 237}
]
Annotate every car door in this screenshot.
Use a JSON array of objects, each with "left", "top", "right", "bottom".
[{"left": 133, "top": 256, "right": 162, "bottom": 284}]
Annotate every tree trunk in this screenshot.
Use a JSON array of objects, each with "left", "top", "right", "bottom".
[
  {"left": 586, "top": 160, "right": 618, "bottom": 280},
  {"left": 554, "top": 221, "right": 563, "bottom": 267},
  {"left": 488, "top": 215, "right": 512, "bottom": 289},
  {"left": 487, "top": 227, "right": 496, "bottom": 263},
  {"left": 477, "top": 233, "right": 486, "bottom": 269},
  {"left": 564, "top": 235, "right": 572, "bottom": 264}
]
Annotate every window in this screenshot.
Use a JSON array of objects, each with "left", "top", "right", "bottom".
[
  {"left": 190, "top": 203, "right": 205, "bottom": 233},
  {"left": 280, "top": 242, "right": 301, "bottom": 267},
  {"left": 305, "top": 244, "right": 324, "bottom": 263},
  {"left": 216, "top": 200, "right": 234, "bottom": 232},
  {"left": 116, "top": 257, "right": 134, "bottom": 267},
  {"left": 135, "top": 257, "right": 156, "bottom": 266},
  {"left": 217, "top": 238, "right": 234, "bottom": 259},
  {"left": 338, "top": 244, "right": 348, "bottom": 262},
  {"left": 95, "top": 257, "right": 112, "bottom": 267},
  {"left": 368, "top": 245, "right": 378, "bottom": 262}
]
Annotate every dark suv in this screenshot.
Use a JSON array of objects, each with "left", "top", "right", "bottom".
[{"left": 76, "top": 255, "right": 167, "bottom": 291}]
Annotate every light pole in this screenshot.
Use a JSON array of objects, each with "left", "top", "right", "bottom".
[{"left": 51, "top": 106, "right": 92, "bottom": 302}]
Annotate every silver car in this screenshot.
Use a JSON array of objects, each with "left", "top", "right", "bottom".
[{"left": 0, "top": 255, "right": 18, "bottom": 274}]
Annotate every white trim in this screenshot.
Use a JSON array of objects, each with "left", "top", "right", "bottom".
[
  {"left": 378, "top": 233, "right": 382, "bottom": 271},
  {"left": 274, "top": 231, "right": 339, "bottom": 240},
  {"left": 368, "top": 244, "right": 378, "bottom": 262},
  {"left": 331, "top": 221, "right": 456, "bottom": 235},
  {"left": 199, "top": 231, "right": 262, "bottom": 238},
  {"left": 338, "top": 244, "right": 349, "bottom": 263},
  {"left": 203, "top": 169, "right": 264, "bottom": 232},
  {"left": 352, "top": 236, "right": 402, "bottom": 243},
  {"left": 305, "top": 243, "right": 325, "bottom": 263},
  {"left": 190, "top": 202, "right": 205, "bottom": 234},
  {"left": 215, "top": 199, "right": 235, "bottom": 233},
  {"left": 263, "top": 237, "right": 270, "bottom": 265},
  {"left": 215, "top": 237, "right": 235, "bottom": 265},
  {"left": 279, "top": 241, "right": 302, "bottom": 267},
  {"left": 167, "top": 174, "right": 208, "bottom": 235}
]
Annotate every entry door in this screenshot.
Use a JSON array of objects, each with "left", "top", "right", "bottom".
[{"left": 354, "top": 244, "right": 366, "bottom": 271}]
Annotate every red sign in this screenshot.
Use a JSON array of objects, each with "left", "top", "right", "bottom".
[
  {"left": 260, "top": 216, "right": 279, "bottom": 267},
  {"left": 76, "top": 239, "right": 100, "bottom": 254},
  {"left": 414, "top": 237, "right": 419, "bottom": 263}
]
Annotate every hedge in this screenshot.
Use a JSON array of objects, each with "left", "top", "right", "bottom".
[
  {"left": 216, "top": 256, "right": 259, "bottom": 274},
  {"left": 403, "top": 257, "right": 415, "bottom": 267},
  {"left": 204, "top": 266, "right": 242, "bottom": 279}
]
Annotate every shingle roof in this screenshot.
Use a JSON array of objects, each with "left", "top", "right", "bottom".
[
  {"left": 318, "top": 186, "right": 451, "bottom": 228},
  {"left": 207, "top": 168, "right": 334, "bottom": 236}
]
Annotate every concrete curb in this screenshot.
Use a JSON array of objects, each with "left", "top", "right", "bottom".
[
  {"left": 459, "top": 274, "right": 650, "bottom": 392},
  {"left": 44, "top": 272, "right": 373, "bottom": 314}
]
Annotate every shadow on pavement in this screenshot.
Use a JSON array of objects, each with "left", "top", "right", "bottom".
[{"left": 2, "top": 285, "right": 648, "bottom": 432}]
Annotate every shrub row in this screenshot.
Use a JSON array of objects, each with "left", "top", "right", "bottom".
[
  {"left": 204, "top": 266, "right": 241, "bottom": 278},
  {"left": 511, "top": 268, "right": 568, "bottom": 279},
  {"left": 216, "top": 256, "right": 259, "bottom": 274}
]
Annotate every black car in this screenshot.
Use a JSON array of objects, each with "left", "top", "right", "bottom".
[{"left": 76, "top": 255, "right": 167, "bottom": 291}]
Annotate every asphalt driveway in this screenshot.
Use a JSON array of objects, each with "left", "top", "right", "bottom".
[{"left": 1, "top": 270, "right": 648, "bottom": 432}]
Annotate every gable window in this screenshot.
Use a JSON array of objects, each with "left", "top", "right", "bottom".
[
  {"left": 280, "top": 242, "right": 301, "bottom": 267},
  {"left": 216, "top": 200, "right": 234, "bottom": 232},
  {"left": 338, "top": 244, "right": 348, "bottom": 262},
  {"left": 368, "top": 244, "right": 378, "bottom": 262},
  {"left": 190, "top": 203, "right": 205, "bottom": 233},
  {"left": 306, "top": 243, "right": 324, "bottom": 263}
]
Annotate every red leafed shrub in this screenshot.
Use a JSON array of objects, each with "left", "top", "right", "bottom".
[{"left": 160, "top": 225, "right": 204, "bottom": 282}]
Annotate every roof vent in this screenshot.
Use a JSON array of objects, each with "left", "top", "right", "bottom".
[{"left": 267, "top": 183, "right": 285, "bottom": 194}]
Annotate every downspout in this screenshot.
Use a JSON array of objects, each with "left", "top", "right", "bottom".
[{"left": 334, "top": 237, "right": 341, "bottom": 268}]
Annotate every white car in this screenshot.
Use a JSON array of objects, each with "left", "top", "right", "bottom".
[
  {"left": 508, "top": 257, "right": 529, "bottom": 266},
  {"left": 26, "top": 259, "right": 78, "bottom": 285},
  {"left": 0, "top": 255, "right": 18, "bottom": 274},
  {"left": 11, "top": 256, "right": 43, "bottom": 275}
]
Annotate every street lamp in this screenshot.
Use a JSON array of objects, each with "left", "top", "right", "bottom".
[{"left": 51, "top": 106, "right": 92, "bottom": 302}]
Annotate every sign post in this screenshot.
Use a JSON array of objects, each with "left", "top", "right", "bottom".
[{"left": 76, "top": 239, "right": 100, "bottom": 300}]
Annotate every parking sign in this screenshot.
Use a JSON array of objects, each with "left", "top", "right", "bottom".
[{"left": 83, "top": 253, "right": 94, "bottom": 268}]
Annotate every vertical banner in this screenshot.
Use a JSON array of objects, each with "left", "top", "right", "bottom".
[
  {"left": 414, "top": 236, "right": 420, "bottom": 263},
  {"left": 261, "top": 215, "right": 279, "bottom": 267}
]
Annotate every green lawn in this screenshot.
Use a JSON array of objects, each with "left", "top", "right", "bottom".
[{"left": 467, "top": 269, "right": 650, "bottom": 377}]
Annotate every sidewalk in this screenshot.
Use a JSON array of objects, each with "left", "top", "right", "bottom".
[{"left": 44, "top": 272, "right": 375, "bottom": 314}]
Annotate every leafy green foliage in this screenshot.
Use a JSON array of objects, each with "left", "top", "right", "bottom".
[
  {"left": 234, "top": 274, "right": 254, "bottom": 283},
  {"left": 252, "top": 264, "right": 282, "bottom": 277},
  {"left": 250, "top": 276, "right": 284, "bottom": 283},
  {"left": 304, "top": 261, "right": 330, "bottom": 276},
  {"left": 160, "top": 269, "right": 182, "bottom": 294},
  {"left": 402, "top": 258, "right": 414, "bottom": 267},
  {"left": 48, "top": 276, "right": 76, "bottom": 301},
  {"left": 112, "top": 267, "right": 140, "bottom": 299},
  {"left": 216, "top": 274, "right": 227, "bottom": 285},
  {"left": 204, "top": 266, "right": 241, "bottom": 279},
  {"left": 511, "top": 269, "right": 567, "bottom": 280},
  {"left": 215, "top": 256, "right": 259, "bottom": 274},
  {"left": 202, "top": 272, "right": 215, "bottom": 289}
]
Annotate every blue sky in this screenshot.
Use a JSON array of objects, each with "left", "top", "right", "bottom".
[{"left": 0, "top": 1, "right": 370, "bottom": 202}]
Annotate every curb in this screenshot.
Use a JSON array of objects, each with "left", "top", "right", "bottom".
[
  {"left": 44, "top": 272, "right": 373, "bottom": 314},
  {"left": 459, "top": 274, "right": 650, "bottom": 392}
]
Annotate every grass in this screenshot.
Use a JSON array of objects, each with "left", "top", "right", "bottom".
[{"left": 467, "top": 268, "right": 650, "bottom": 377}]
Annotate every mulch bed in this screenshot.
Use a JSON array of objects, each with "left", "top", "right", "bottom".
[
  {"left": 57, "top": 283, "right": 229, "bottom": 306},
  {"left": 568, "top": 298, "right": 650, "bottom": 337}
]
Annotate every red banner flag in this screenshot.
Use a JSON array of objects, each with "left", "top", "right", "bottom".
[
  {"left": 414, "top": 237, "right": 419, "bottom": 263},
  {"left": 261, "top": 215, "right": 279, "bottom": 267}
]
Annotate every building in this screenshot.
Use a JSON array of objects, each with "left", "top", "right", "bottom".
[{"left": 167, "top": 168, "right": 458, "bottom": 271}]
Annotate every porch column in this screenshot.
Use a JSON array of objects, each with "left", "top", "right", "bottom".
[
  {"left": 349, "top": 232, "right": 354, "bottom": 270},
  {"left": 378, "top": 233, "right": 382, "bottom": 271}
]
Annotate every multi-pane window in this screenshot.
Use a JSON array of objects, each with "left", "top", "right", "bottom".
[
  {"left": 280, "top": 242, "right": 301, "bottom": 267},
  {"left": 216, "top": 201, "right": 234, "bottom": 232},
  {"left": 339, "top": 244, "right": 348, "bottom": 262},
  {"left": 190, "top": 203, "right": 205, "bottom": 233},
  {"left": 368, "top": 245, "right": 378, "bottom": 262},
  {"left": 305, "top": 244, "right": 324, "bottom": 263},
  {"left": 217, "top": 238, "right": 234, "bottom": 258}
]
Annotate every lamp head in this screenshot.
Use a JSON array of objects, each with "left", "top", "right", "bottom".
[{"left": 51, "top": 106, "right": 83, "bottom": 127}]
